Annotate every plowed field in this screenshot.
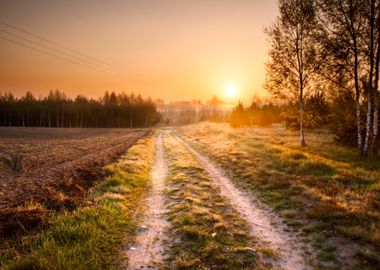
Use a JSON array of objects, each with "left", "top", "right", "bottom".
[{"left": 0, "top": 127, "right": 149, "bottom": 238}]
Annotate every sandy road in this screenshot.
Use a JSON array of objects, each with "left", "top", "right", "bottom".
[
  {"left": 125, "top": 132, "right": 170, "bottom": 270},
  {"left": 174, "top": 132, "right": 313, "bottom": 270}
]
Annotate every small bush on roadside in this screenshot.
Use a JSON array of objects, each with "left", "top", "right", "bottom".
[
  {"left": 329, "top": 90, "right": 361, "bottom": 146},
  {"left": 282, "top": 92, "right": 330, "bottom": 130}
]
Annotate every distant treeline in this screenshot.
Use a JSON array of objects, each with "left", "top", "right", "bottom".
[{"left": 0, "top": 90, "right": 161, "bottom": 128}]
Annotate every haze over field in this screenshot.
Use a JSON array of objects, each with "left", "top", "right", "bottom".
[
  {"left": 0, "top": 0, "right": 277, "bottom": 102},
  {"left": 1, "top": 1, "right": 380, "bottom": 269}
]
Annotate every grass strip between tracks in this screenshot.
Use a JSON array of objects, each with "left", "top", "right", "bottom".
[{"left": 163, "top": 132, "right": 266, "bottom": 270}]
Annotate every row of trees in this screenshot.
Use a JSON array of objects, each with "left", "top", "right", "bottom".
[
  {"left": 0, "top": 90, "right": 161, "bottom": 128},
  {"left": 266, "top": 0, "right": 380, "bottom": 156}
]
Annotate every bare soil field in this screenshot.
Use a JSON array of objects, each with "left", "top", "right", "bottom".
[{"left": 0, "top": 127, "right": 149, "bottom": 239}]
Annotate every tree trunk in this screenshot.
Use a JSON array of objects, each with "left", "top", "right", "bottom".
[
  {"left": 373, "top": 96, "right": 379, "bottom": 154},
  {"left": 363, "top": 93, "right": 373, "bottom": 156},
  {"left": 56, "top": 107, "right": 59, "bottom": 127},
  {"left": 300, "top": 98, "right": 306, "bottom": 146},
  {"left": 356, "top": 97, "right": 363, "bottom": 154},
  {"left": 27, "top": 108, "right": 30, "bottom": 127},
  {"left": 61, "top": 105, "right": 64, "bottom": 127},
  {"left": 373, "top": 56, "right": 379, "bottom": 154},
  {"left": 352, "top": 34, "right": 363, "bottom": 154},
  {"left": 372, "top": 3, "right": 380, "bottom": 155},
  {"left": 364, "top": 1, "right": 376, "bottom": 156}
]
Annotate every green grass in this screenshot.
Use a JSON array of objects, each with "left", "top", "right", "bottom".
[
  {"left": 1, "top": 135, "right": 155, "bottom": 270},
  {"left": 178, "top": 122, "right": 380, "bottom": 269},
  {"left": 163, "top": 132, "right": 268, "bottom": 270}
]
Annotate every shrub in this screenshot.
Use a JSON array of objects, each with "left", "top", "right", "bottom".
[
  {"left": 329, "top": 90, "right": 361, "bottom": 146},
  {"left": 229, "top": 101, "right": 281, "bottom": 127},
  {"left": 229, "top": 102, "right": 248, "bottom": 127},
  {"left": 281, "top": 92, "right": 330, "bottom": 130}
]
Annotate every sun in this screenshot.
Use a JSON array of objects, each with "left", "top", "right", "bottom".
[{"left": 224, "top": 85, "right": 238, "bottom": 98}]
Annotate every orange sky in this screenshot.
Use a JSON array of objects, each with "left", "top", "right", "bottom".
[{"left": 0, "top": 0, "right": 277, "bottom": 103}]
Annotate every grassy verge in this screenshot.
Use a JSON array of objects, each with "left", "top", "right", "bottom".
[
  {"left": 163, "top": 132, "right": 267, "bottom": 270},
  {"left": 178, "top": 123, "right": 380, "bottom": 269},
  {"left": 1, "top": 134, "right": 155, "bottom": 270}
]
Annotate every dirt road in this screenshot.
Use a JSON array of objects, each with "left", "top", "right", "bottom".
[
  {"left": 125, "top": 132, "right": 170, "bottom": 269},
  {"left": 174, "top": 133, "right": 313, "bottom": 270},
  {"left": 125, "top": 130, "right": 313, "bottom": 269}
]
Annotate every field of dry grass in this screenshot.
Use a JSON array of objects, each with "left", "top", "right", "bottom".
[
  {"left": 178, "top": 122, "right": 380, "bottom": 269},
  {"left": 0, "top": 127, "right": 149, "bottom": 240}
]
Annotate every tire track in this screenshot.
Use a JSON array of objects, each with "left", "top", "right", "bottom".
[
  {"left": 125, "top": 132, "right": 170, "bottom": 269},
  {"left": 174, "top": 133, "right": 313, "bottom": 270}
]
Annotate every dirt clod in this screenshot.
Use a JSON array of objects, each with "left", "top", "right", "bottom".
[
  {"left": 0, "top": 208, "right": 46, "bottom": 236},
  {"left": 11, "top": 153, "right": 24, "bottom": 172}
]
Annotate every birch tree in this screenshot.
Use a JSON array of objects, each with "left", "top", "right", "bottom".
[
  {"left": 319, "top": 0, "right": 365, "bottom": 153},
  {"left": 364, "top": 0, "right": 380, "bottom": 155},
  {"left": 363, "top": 0, "right": 376, "bottom": 155},
  {"left": 266, "top": 0, "right": 321, "bottom": 146},
  {"left": 318, "top": 0, "right": 380, "bottom": 155}
]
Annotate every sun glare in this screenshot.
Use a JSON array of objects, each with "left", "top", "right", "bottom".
[{"left": 224, "top": 85, "right": 238, "bottom": 98}]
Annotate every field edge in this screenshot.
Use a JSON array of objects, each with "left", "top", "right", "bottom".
[{"left": 1, "top": 133, "right": 156, "bottom": 270}]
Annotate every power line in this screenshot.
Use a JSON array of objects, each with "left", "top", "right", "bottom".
[
  {"left": 0, "top": 36, "right": 133, "bottom": 79},
  {"left": 0, "top": 19, "right": 149, "bottom": 81},
  {"left": 0, "top": 28, "right": 136, "bottom": 79},
  {"left": 0, "top": 19, "right": 143, "bottom": 78}
]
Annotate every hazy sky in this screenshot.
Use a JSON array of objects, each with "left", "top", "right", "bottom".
[{"left": 0, "top": 0, "right": 278, "bottom": 102}]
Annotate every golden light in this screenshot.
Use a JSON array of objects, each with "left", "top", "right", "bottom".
[{"left": 224, "top": 85, "right": 238, "bottom": 98}]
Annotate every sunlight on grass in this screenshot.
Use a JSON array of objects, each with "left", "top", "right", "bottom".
[
  {"left": 163, "top": 132, "right": 268, "bottom": 270},
  {"left": 178, "top": 122, "right": 380, "bottom": 269}
]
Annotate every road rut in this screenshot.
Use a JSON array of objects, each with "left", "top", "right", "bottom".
[
  {"left": 174, "top": 133, "right": 313, "bottom": 270},
  {"left": 126, "top": 132, "right": 169, "bottom": 269}
]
